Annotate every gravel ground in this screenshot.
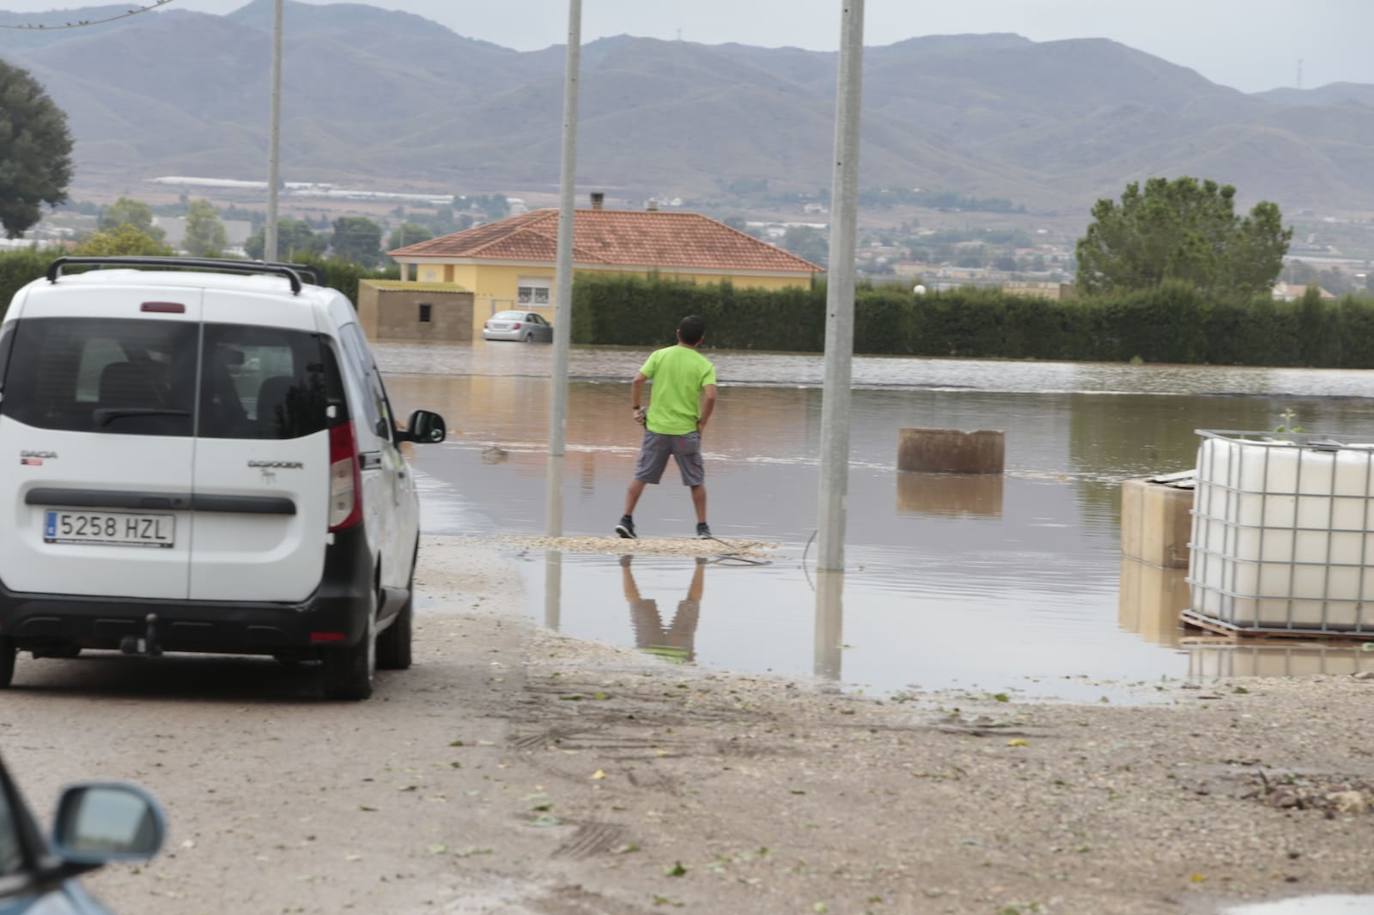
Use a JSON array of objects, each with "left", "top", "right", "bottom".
[{"left": 4, "top": 536, "right": 1373, "bottom": 915}]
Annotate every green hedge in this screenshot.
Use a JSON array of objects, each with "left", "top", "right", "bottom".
[
  {"left": 0, "top": 250, "right": 394, "bottom": 318},
  {"left": 572, "top": 275, "right": 1369, "bottom": 368}
]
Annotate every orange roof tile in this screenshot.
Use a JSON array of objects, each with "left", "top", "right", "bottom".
[{"left": 390, "top": 209, "right": 823, "bottom": 275}]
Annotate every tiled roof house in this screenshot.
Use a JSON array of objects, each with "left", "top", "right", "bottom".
[{"left": 364, "top": 199, "right": 822, "bottom": 342}]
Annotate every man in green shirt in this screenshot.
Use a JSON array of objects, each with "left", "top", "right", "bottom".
[{"left": 616, "top": 315, "right": 718, "bottom": 540}]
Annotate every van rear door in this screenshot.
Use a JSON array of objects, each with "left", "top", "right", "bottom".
[
  {"left": 0, "top": 289, "right": 201, "bottom": 600},
  {"left": 187, "top": 291, "right": 336, "bottom": 603}
]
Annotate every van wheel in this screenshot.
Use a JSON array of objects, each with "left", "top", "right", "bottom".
[
  {"left": 0, "top": 638, "right": 15, "bottom": 688},
  {"left": 322, "top": 599, "right": 375, "bottom": 701},
  {"left": 378, "top": 552, "right": 416, "bottom": 671},
  {"left": 376, "top": 597, "right": 412, "bottom": 670}
]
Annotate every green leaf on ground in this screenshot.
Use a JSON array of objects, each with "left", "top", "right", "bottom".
[{"left": 665, "top": 861, "right": 687, "bottom": 877}]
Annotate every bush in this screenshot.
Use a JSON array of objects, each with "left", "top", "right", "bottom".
[{"left": 571, "top": 275, "right": 1374, "bottom": 368}]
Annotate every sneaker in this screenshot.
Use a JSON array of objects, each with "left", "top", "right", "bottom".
[
  {"left": 615, "top": 515, "right": 637, "bottom": 539},
  {"left": 696, "top": 522, "right": 712, "bottom": 540}
]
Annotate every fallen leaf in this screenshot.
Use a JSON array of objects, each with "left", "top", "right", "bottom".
[
  {"left": 1007, "top": 738, "right": 1029, "bottom": 748},
  {"left": 665, "top": 861, "right": 687, "bottom": 877},
  {"left": 591, "top": 769, "right": 607, "bottom": 780}
]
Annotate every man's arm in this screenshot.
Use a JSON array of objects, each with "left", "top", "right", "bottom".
[
  {"left": 631, "top": 372, "right": 648, "bottom": 424},
  {"left": 697, "top": 384, "right": 717, "bottom": 433}
]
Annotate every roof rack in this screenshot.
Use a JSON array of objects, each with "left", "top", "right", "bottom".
[{"left": 45, "top": 256, "right": 322, "bottom": 296}]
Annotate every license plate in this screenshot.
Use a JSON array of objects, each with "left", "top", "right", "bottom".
[{"left": 43, "top": 510, "right": 175, "bottom": 549}]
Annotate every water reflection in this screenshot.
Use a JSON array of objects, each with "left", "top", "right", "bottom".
[
  {"left": 543, "top": 550, "right": 562, "bottom": 631},
  {"left": 621, "top": 555, "right": 703, "bottom": 663},
  {"left": 1117, "top": 558, "right": 1188, "bottom": 648},
  {"left": 896, "top": 472, "right": 1004, "bottom": 518},
  {"left": 1187, "top": 642, "right": 1374, "bottom": 679},
  {"left": 814, "top": 570, "right": 844, "bottom": 680}
]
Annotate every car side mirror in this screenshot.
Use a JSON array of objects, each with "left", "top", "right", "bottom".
[
  {"left": 404, "top": 410, "right": 446, "bottom": 444},
  {"left": 52, "top": 783, "right": 166, "bottom": 866}
]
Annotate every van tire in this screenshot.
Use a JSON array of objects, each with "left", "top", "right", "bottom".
[
  {"left": 376, "top": 597, "right": 412, "bottom": 670},
  {"left": 377, "top": 550, "right": 416, "bottom": 671},
  {"left": 0, "top": 638, "right": 15, "bottom": 688},
  {"left": 322, "top": 598, "right": 375, "bottom": 701}
]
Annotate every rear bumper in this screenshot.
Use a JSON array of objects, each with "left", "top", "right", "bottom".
[
  {"left": 0, "top": 528, "right": 375, "bottom": 656},
  {"left": 482, "top": 329, "right": 525, "bottom": 341}
]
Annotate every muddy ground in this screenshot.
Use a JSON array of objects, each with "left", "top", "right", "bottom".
[{"left": 4, "top": 536, "right": 1374, "bottom": 915}]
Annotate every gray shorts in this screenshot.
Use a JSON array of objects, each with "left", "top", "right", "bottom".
[{"left": 634, "top": 429, "right": 705, "bottom": 486}]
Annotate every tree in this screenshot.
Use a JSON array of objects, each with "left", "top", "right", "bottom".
[
  {"left": 1076, "top": 177, "right": 1291, "bottom": 299},
  {"left": 0, "top": 61, "right": 73, "bottom": 238},
  {"left": 183, "top": 199, "right": 228, "bottom": 257},
  {"left": 98, "top": 197, "right": 164, "bottom": 240},
  {"left": 244, "top": 218, "right": 326, "bottom": 260},
  {"left": 75, "top": 224, "right": 173, "bottom": 257},
  {"left": 330, "top": 216, "right": 383, "bottom": 267},
  {"left": 386, "top": 222, "right": 434, "bottom": 253}
]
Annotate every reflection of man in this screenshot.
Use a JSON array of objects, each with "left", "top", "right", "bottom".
[{"left": 620, "top": 555, "right": 704, "bottom": 663}]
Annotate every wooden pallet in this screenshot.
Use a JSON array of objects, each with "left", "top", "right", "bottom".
[{"left": 1180, "top": 609, "right": 1374, "bottom": 644}]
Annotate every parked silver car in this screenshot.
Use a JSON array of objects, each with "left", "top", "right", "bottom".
[{"left": 482, "top": 311, "right": 553, "bottom": 343}]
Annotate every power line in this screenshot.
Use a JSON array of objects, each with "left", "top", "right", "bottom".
[{"left": 0, "top": 0, "right": 176, "bottom": 31}]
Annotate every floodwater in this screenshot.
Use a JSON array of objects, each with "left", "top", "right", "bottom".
[{"left": 381, "top": 342, "right": 1374, "bottom": 701}]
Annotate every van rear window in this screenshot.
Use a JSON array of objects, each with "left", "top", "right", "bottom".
[
  {"left": 2, "top": 318, "right": 196, "bottom": 436},
  {"left": 0, "top": 318, "right": 345, "bottom": 440},
  {"left": 198, "top": 324, "right": 341, "bottom": 440}
]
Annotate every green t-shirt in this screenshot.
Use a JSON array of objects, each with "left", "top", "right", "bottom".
[{"left": 641, "top": 345, "right": 717, "bottom": 435}]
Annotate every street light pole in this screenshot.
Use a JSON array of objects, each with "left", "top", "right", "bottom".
[
  {"left": 815, "top": 0, "right": 865, "bottom": 572},
  {"left": 264, "top": 0, "right": 283, "bottom": 262},
  {"left": 545, "top": 0, "right": 582, "bottom": 537}
]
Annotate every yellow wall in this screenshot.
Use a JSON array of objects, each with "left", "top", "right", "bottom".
[{"left": 408, "top": 262, "right": 813, "bottom": 338}]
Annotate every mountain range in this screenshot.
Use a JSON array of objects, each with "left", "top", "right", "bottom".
[{"left": 3, "top": 1, "right": 1373, "bottom": 214}]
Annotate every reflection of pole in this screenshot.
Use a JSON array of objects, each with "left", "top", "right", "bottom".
[
  {"left": 544, "top": 550, "right": 563, "bottom": 631},
  {"left": 545, "top": 0, "right": 582, "bottom": 537},
  {"left": 814, "top": 570, "right": 844, "bottom": 680},
  {"left": 545, "top": 455, "right": 565, "bottom": 542},
  {"left": 264, "top": 0, "right": 283, "bottom": 262},
  {"left": 815, "top": 0, "right": 865, "bottom": 571}
]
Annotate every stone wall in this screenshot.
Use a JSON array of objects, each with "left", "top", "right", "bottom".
[{"left": 357, "top": 282, "right": 474, "bottom": 342}]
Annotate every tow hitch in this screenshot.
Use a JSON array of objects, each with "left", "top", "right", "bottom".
[{"left": 119, "top": 613, "right": 163, "bottom": 657}]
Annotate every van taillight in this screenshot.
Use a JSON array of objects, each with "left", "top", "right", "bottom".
[{"left": 328, "top": 422, "right": 362, "bottom": 532}]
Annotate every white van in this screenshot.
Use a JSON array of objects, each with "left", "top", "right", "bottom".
[{"left": 0, "top": 257, "right": 447, "bottom": 700}]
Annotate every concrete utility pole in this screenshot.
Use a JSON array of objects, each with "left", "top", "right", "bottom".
[
  {"left": 815, "top": 0, "right": 865, "bottom": 571},
  {"left": 264, "top": 0, "right": 283, "bottom": 262},
  {"left": 545, "top": 0, "right": 582, "bottom": 537}
]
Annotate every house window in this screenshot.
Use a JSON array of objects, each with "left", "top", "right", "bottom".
[
  {"left": 418, "top": 303, "right": 433, "bottom": 323},
  {"left": 517, "top": 277, "right": 551, "bottom": 306}
]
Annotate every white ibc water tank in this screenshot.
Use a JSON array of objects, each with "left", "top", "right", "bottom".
[{"left": 1189, "top": 431, "right": 1374, "bottom": 633}]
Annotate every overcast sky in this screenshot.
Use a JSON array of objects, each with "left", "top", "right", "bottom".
[{"left": 10, "top": 0, "right": 1369, "bottom": 92}]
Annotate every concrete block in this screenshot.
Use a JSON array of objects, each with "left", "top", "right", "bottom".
[
  {"left": 1120, "top": 477, "right": 1194, "bottom": 569},
  {"left": 897, "top": 428, "right": 1004, "bottom": 475},
  {"left": 1117, "top": 557, "right": 1188, "bottom": 648},
  {"left": 896, "top": 472, "right": 1003, "bottom": 517}
]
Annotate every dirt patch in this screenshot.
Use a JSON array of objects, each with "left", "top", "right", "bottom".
[{"left": 8, "top": 539, "right": 1374, "bottom": 915}]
